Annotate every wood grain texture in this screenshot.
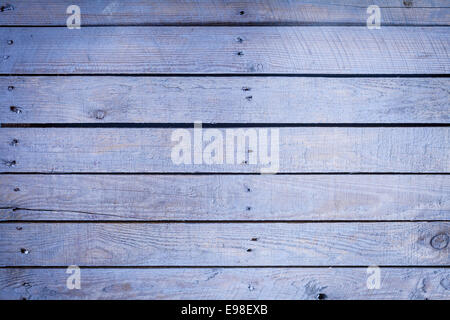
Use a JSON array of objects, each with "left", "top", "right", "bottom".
[
  {"left": 0, "top": 222, "right": 448, "bottom": 266},
  {"left": 1, "top": 174, "right": 449, "bottom": 221},
  {"left": 2, "top": 76, "right": 449, "bottom": 124},
  {"left": 0, "top": 0, "right": 449, "bottom": 26},
  {"left": 1, "top": 27, "right": 448, "bottom": 74},
  {"left": 1, "top": 127, "right": 448, "bottom": 173},
  {"left": 0, "top": 268, "right": 449, "bottom": 300}
]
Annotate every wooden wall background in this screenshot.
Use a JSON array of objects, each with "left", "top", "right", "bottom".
[{"left": 0, "top": 0, "right": 449, "bottom": 300}]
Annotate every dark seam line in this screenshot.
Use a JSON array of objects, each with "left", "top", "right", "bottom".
[
  {"left": 0, "top": 73, "right": 449, "bottom": 77},
  {"left": 0, "top": 265, "right": 448, "bottom": 269},
  {"left": 1, "top": 220, "right": 449, "bottom": 224},
  {"left": 0, "top": 23, "right": 449, "bottom": 27},
  {"left": 1, "top": 172, "right": 449, "bottom": 175}
]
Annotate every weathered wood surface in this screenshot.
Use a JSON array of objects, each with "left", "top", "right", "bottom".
[
  {"left": 1, "top": 27, "right": 448, "bottom": 74},
  {"left": 1, "top": 128, "right": 448, "bottom": 173},
  {"left": 1, "top": 0, "right": 449, "bottom": 26},
  {"left": 0, "top": 268, "right": 448, "bottom": 300},
  {"left": 2, "top": 76, "right": 449, "bottom": 124},
  {"left": 1, "top": 174, "right": 449, "bottom": 221},
  {"left": 0, "top": 222, "right": 448, "bottom": 266}
]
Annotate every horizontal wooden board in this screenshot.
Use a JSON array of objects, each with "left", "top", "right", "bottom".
[
  {"left": 1, "top": 27, "right": 448, "bottom": 74},
  {"left": 2, "top": 76, "right": 450, "bottom": 124},
  {"left": 0, "top": 0, "right": 449, "bottom": 26},
  {"left": 0, "top": 127, "right": 448, "bottom": 173},
  {"left": 0, "top": 268, "right": 448, "bottom": 300},
  {"left": 0, "top": 222, "right": 448, "bottom": 266},
  {"left": 1, "top": 174, "right": 449, "bottom": 221}
]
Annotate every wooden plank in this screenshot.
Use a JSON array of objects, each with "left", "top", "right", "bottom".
[
  {"left": 0, "top": 128, "right": 448, "bottom": 173},
  {"left": 0, "top": 1, "right": 449, "bottom": 26},
  {"left": 1, "top": 174, "right": 449, "bottom": 221},
  {"left": 0, "top": 222, "right": 448, "bottom": 266},
  {"left": 1, "top": 27, "right": 448, "bottom": 74},
  {"left": 0, "top": 267, "right": 448, "bottom": 300},
  {"left": 2, "top": 76, "right": 450, "bottom": 124}
]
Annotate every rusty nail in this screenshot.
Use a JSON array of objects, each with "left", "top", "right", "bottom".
[
  {"left": 10, "top": 106, "right": 22, "bottom": 113},
  {"left": 316, "top": 293, "right": 327, "bottom": 300},
  {"left": 94, "top": 110, "right": 106, "bottom": 120},
  {"left": 0, "top": 4, "right": 14, "bottom": 12},
  {"left": 4, "top": 160, "right": 16, "bottom": 167}
]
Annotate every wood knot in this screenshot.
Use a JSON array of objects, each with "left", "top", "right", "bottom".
[
  {"left": 10, "top": 106, "right": 22, "bottom": 113},
  {"left": 440, "top": 276, "right": 450, "bottom": 290},
  {"left": 94, "top": 110, "right": 106, "bottom": 120},
  {"left": 403, "top": 0, "right": 413, "bottom": 7},
  {"left": 248, "top": 63, "right": 264, "bottom": 72},
  {"left": 10, "top": 139, "right": 18, "bottom": 146},
  {"left": 246, "top": 206, "right": 251, "bottom": 211},
  {"left": 248, "top": 284, "right": 254, "bottom": 291},
  {"left": 0, "top": 3, "right": 14, "bottom": 12},
  {"left": 251, "top": 237, "right": 258, "bottom": 241},
  {"left": 236, "top": 37, "right": 244, "bottom": 43},
  {"left": 239, "top": 10, "right": 245, "bottom": 15},
  {"left": 8, "top": 85, "right": 14, "bottom": 91},
  {"left": 7, "top": 40, "right": 13, "bottom": 45},
  {"left": 246, "top": 248, "right": 252, "bottom": 252},
  {"left": 316, "top": 293, "right": 327, "bottom": 300},
  {"left": 16, "top": 226, "right": 22, "bottom": 230},
  {"left": 245, "top": 95, "right": 252, "bottom": 101},
  {"left": 14, "top": 187, "right": 20, "bottom": 192},
  {"left": 3, "top": 55, "right": 10, "bottom": 60},
  {"left": 242, "top": 87, "right": 251, "bottom": 92},
  {"left": 236, "top": 51, "right": 244, "bottom": 56},
  {"left": 430, "top": 233, "right": 449, "bottom": 250},
  {"left": 20, "top": 248, "right": 29, "bottom": 254}
]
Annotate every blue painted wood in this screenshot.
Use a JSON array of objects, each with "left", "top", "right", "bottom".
[
  {"left": 0, "top": 27, "right": 448, "bottom": 74},
  {"left": 1, "top": 174, "right": 449, "bottom": 221},
  {"left": 1, "top": 0, "right": 449, "bottom": 26},
  {"left": 2, "top": 77, "right": 449, "bottom": 123},
  {"left": 0, "top": 0, "right": 449, "bottom": 301},
  {"left": 0, "top": 222, "right": 448, "bottom": 266},
  {"left": 0, "top": 127, "right": 448, "bottom": 173},
  {"left": 1, "top": 268, "right": 449, "bottom": 300}
]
